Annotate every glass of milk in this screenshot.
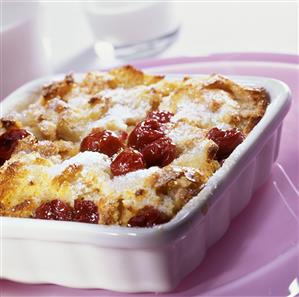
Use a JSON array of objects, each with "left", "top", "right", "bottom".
[
  {"left": 84, "top": 1, "right": 179, "bottom": 63},
  {"left": 1, "top": 2, "right": 48, "bottom": 99}
]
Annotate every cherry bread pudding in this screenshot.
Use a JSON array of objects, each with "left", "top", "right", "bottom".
[{"left": 0, "top": 66, "right": 269, "bottom": 227}]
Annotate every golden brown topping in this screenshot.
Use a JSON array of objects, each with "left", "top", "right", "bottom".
[
  {"left": 42, "top": 74, "right": 74, "bottom": 101},
  {"left": 11, "top": 199, "right": 33, "bottom": 212},
  {"left": 1, "top": 118, "right": 21, "bottom": 130},
  {"left": 204, "top": 76, "right": 234, "bottom": 94},
  {"left": 98, "top": 198, "right": 123, "bottom": 225},
  {"left": 88, "top": 96, "right": 102, "bottom": 106},
  {"left": 13, "top": 136, "right": 78, "bottom": 160},
  {"left": 203, "top": 75, "right": 270, "bottom": 134},
  {"left": 109, "top": 65, "right": 164, "bottom": 88},
  {"left": 208, "top": 100, "right": 223, "bottom": 112},
  {"left": 155, "top": 167, "right": 204, "bottom": 211},
  {"left": 135, "top": 189, "right": 145, "bottom": 197},
  {"left": 54, "top": 104, "right": 68, "bottom": 113},
  {"left": 53, "top": 164, "right": 83, "bottom": 186},
  {"left": 80, "top": 72, "right": 112, "bottom": 94}
]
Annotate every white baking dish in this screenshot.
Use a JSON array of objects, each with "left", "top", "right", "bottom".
[{"left": 0, "top": 74, "right": 291, "bottom": 292}]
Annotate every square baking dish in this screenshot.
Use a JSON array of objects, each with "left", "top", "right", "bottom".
[{"left": 0, "top": 74, "right": 291, "bottom": 292}]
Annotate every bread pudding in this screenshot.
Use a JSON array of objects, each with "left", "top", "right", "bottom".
[{"left": 0, "top": 66, "right": 269, "bottom": 227}]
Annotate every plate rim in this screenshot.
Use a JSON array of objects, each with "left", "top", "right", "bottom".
[{"left": 132, "top": 52, "right": 299, "bottom": 69}]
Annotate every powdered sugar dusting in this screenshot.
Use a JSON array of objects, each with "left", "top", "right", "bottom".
[
  {"left": 171, "top": 93, "right": 239, "bottom": 129},
  {"left": 166, "top": 122, "right": 205, "bottom": 147},
  {"left": 99, "top": 86, "right": 148, "bottom": 105},
  {"left": 47, "top": 151, "right": 111, "bottom": 177},
  {"left": 109, "top": 167, "right": 159, "bottom": 193},
  {"left": 88, "top": 105, "right": 136, "bottom": 131}
]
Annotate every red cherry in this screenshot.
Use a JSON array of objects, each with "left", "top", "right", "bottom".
[
  {"left": 35, "top": 199, "right": 73, "bottom": 221},
  {"left": 128, "top": 206, "right": 169, "bottom": 227},
  {"left": 80, "top": 129, "right": 124, "bottom": 157},
  {"left": 207, "top": 127, "right": 244, "bottom": 160},
  {"left": 110, "top": 148, "right": 146, "bottom": 176},
  {"left": 128, "top": 119, "right": 164, "bottom": 151},
  {"left": 0, "top": 128, "right": 30, "bottom": 165},
  {"left": 73, "top": 199, "right": 99, "bottom": 224},
  {"left": 142, "top": 137, "right": 176, "bottom": 168}
]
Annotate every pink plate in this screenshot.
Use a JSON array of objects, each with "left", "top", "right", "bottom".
[{"left": 1, "top": 53, "right": 298, "bottom": 296}]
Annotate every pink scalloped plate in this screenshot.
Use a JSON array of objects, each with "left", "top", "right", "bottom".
[{"left": 1, "top": 53, "right": 298, "bottom": 296}]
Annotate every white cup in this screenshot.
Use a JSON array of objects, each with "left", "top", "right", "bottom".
[{"left": 1, "top": 2, "right": 48, "bottom": 100}]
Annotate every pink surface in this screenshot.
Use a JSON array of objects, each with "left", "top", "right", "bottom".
[{"left": 1, "top": 53, "right": 298, "bottom": 296}]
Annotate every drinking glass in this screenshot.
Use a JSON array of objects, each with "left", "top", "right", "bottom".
[{"left": 84, "top": 1, "right": 179, "bottom": 63}]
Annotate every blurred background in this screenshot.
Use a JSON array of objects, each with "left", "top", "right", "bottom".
[{"left": 1, "top": 1, "right": 298, "bottom": 97}]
